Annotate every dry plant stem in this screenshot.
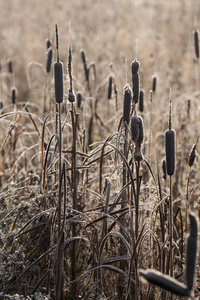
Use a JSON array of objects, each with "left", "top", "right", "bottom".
[
  {"left": 70, "top": 106, "right": 78, "bottom": 299},
  {"left": 55, "top": 102, "right": 63, "bottom": 300},
  {"left": 169, "top": 176, "right": 173, "bottom": 285},
  {"left": 185, "top": 170, "right": 191, "bottom": 232}
]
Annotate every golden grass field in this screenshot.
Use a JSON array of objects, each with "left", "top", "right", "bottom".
[{"left": 0, "top": 0, "right": 199, "bottom": 299}]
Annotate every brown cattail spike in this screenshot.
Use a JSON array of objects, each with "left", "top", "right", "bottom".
[
  {"left": 77, "top": 92, "right": 82, "bottom": 108},
  {"left": 8, "top": 60, "right": 13, "bottom": 73},
  {"left": 194, "top": 29, "right": 199, "bottom": 59},
  {"left": 130, "top": 114, "right": 144, "bottom": 161},
  {"left": 188, "top": 136, "right": 199, "bottom": 167},
  {"left": 11, "top": 87, "right": 17, "bottom": 104},
  {"left": 139, "top": 90, "right": 144, "bottom": 112},
  {"left": 123, "top": 85, "right": 132, "bottom": 125},
  {"left": 46, "top": 47, "right": 53, "bottom": 73},
  {"left": 133, "top": 73, "right": 139, "bottom": 104},
  {"left": 108, "top": 75, "right": 112, "bottom": 100},
  {"left": 165, "top": 129, "right": 175, "bottom": 176},
  {"left": 46, "top": 39, "right": 51, "bottom": 49},
  {"left": 162, "top": 159, "right": 167, "bottom": 180},
  {"left": 185, "top": 212, "right": 198, "bottom": 291},
  {"left": 131, "top": 59, "right": 140, "bottom": 75},
  {"left": 152, "top": 75, "right": 157, "bottom": 92}
]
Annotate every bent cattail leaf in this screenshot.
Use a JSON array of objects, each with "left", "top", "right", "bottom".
[
  {"left": 165, "top": 129, "right": 175, "bottom": 176},
  {"left": 152, "top": 75, "right": 157, "bottom": 92},
  {"left": 123, "top": 85, "right": 132, "bottom": 125},
  {"left": 108, "top": 75, "right": 112, "bottom": 100},
  {"left": 139, "top": 269, "right": 190, "bottom": 297},
  {"left": 185, "top": 212, "right": 198, "bottom": 291},
  {"left": 77, "top": 92, "right": 82, "bottom": 108},
  {"left": 162, "top": 159, "right": 167, "bottom": 180},
  {"left": 46, "top": 47, "right": 53, "bottom": 73},
  {"left": 139, "top": 90, "right": 144, "bottom": 112},
  {"left": 132, "top": 73, "right": 139, "bottom": 104},
  {"left": 194, "top": 29, "right": 199, "bottom": 59},
  {"left": 11, "top": 87, "right": 17, "bottom": 104}
]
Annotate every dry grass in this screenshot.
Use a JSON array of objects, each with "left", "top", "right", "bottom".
[{"left": 0, "top": 0, "right": 200, "bottom": 299}]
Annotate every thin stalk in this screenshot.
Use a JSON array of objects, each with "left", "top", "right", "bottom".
[
  {"left": 70, "top": 106, "right": 78, "bottom": 299},
  {"left": 169, "top": 175, "right": 173, "bottom": 299}
]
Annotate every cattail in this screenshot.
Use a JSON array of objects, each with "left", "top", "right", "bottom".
[
  {"left": 139, "top": 269, "right": 190, "bottom": 297},
  {"left": 81, "top": 50, "right": 89, "bottom": 82},
  {"left": 152, "top": 75, "right": 157, "bottom": 92},
  {"left": 131, "top": 59, "right": 140, "bottom": 104},
  {"left": 187, "top": 99, "right": 191, "bottom": 119},
  {"left": 77, "top": 92, "right": 82, "bottom": 108},
  {"left": 46, "top": 47, "right": 53, "bottom": 73},
  {"left": 0, "top": 101, "right": 3, "bottom": 110},
  {"left": 162, "top": 159, "right": 167, "bottom": 180},
  {"left": 11, "top": 87, "right": 17, "bottom": 104},
  {"left": 108, "top": 75, "right": 112, "bottom": 100},
  {"left": 130, "top": 114, "right": 144, "bottom": 161},
  {"left": 188, "top": 136, "right": 199, "bottom": 167},
  {"left": 8, "top": 60, "right": 13, "bottom": 73},
  {"left": 123, "top": 85, "right": 132, "bottom": 125},
  {"left": 194, "top": 29, "right": 199, "bottom": 59},
  {"left": 185, "top": 212, "right": 198, "bottom": 291},
  {"left": 46, "top": 39, "right": 51, "bottom": 49},
  {"left": 139, "top": 90, "right": 144, "bottom": 112},
  {"left": 165, "top": 129, "right": 175, "bottom": 176},
  {"left": 131, "top": 59, "right": 140, "bottom": 75},
  {"left": 188, "top": 144, "right": 196, "bottom": 167},
  {"left": 54, "top": 24, "right": 63, "bottom": 104},
  {"left": 68, "top": 90, "right": 75, "bottom": 103}
]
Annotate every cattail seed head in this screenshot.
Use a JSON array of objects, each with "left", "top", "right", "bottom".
[
  {"left": 152, "top": 75, "right": 157, "bottom": 92},
  {"left": 185, "top": 212, "right": 198, "bottom": 291},
  {"left": 0, "top": 101, "right": 3, "bottom": 110},
  {"left": 46, "top": 39, "right": 51, "bottom": 49},
  {"left": 162, "top": 159, "right": 167, "bottom": 180},
  {"left": 132, "top": 73, "right": 139, "bottom": 104},
  {"left": 54, "top": 61, "right": 63, "bottom": 103},
  {"left": 188, "top": 144, "right": 196, "bottom": 167},
  {"left": 123, "top": 85, "right": 132, "bottom": 125},
  {"left": 194, "top": 29, "right": 199, "bottom": 59},
  {"left": 131, "top": 59, "right": 140, "bottom": 75},
  {"left": 165, "top": 129, "right": 176, "bottom": 176},
  {"left": 46, "top": 47, "right": 53, "bottom": 73},
  {"left": 68, "top": 89, "right": 75, "bottom": 103},
  {"left": 130, "top": 115, "right": 144, "bottom": 161},
  {"left": 77, "top": 92, "right": 82, "bottom": 108},
  {"left": 108, "top": 75, "right": 112, "bottom": 100},
  {"left": 139, "top": 90, "right": 144, "bottom": 112},
  {"left": 11, "top": 87, "right": 17, "bottom": 104},
  {"left": 8, "top": 60, "right": 13, "bottom": 73}
]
